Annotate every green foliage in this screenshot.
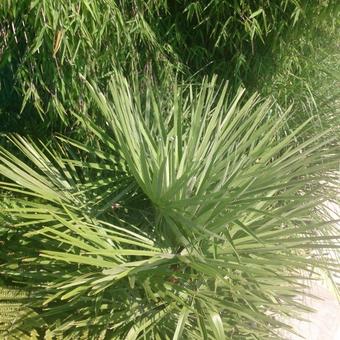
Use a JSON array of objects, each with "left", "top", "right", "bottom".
[
  {"left": 0, "top": 76, "right": 339, "bottom": 338},
  {"left": 1, "top": 0, "right": 338, "bottom": 135},
  {"left": 0, "top": 0, "right": 339, "bottom": 339},
  {"left": 0, "top": 0, "right": 179, "bottom": 134},
  {"left": 0, "top": 286, "right": 42, "bottom": 339},
  {"left": 252, "top": 0, "right": 340, "bottom": 136}
]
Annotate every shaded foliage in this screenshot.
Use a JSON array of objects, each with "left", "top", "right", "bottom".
[{"left": 0, "top": 0, "right": 338, "bottom": 136}]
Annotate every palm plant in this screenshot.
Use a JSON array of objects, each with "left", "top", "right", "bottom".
[{"left": 1, "top": 74, "right": 339, "bottom": 339}]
